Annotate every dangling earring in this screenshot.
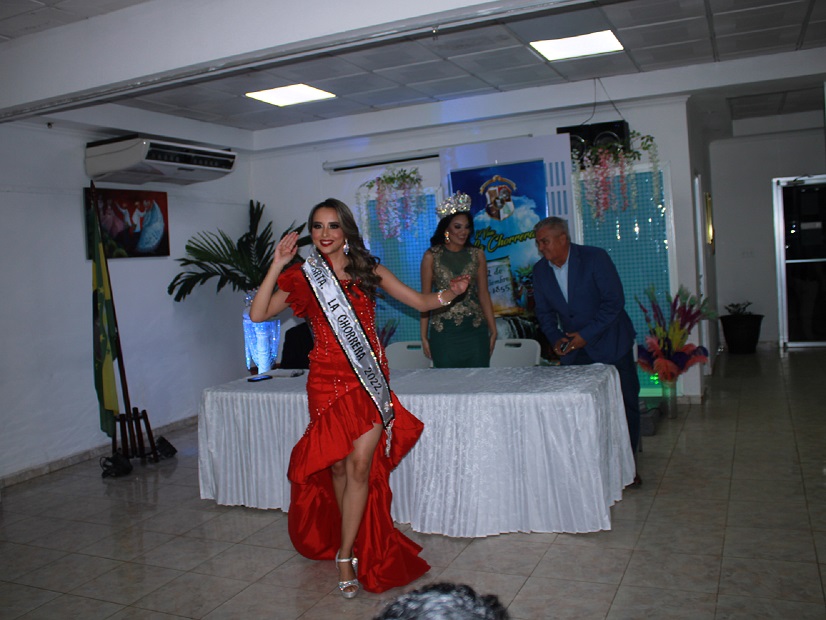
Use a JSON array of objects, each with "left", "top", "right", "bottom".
[
  {"left": 444, "top": 231, "right": 450, "bottom": 244},
  {"left": 343, "top": 239, "right": 350, "bottom": 255}
]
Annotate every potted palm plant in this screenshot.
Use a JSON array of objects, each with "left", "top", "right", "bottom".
[
  {"left": 720, "top": 301, "right": 763, "bottom": 354},
  {"left": 167, "top": 200, "right": 310, "bottom": 372}
]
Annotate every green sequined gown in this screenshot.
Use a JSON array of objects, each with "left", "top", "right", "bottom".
[{"left": 426, "top": 245, "right": 490, "bottom": 368}]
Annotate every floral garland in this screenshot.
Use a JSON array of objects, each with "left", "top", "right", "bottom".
[
  {"left": 636, "top": 285, "right": 716, "bottom": 383},
  {"left": 356, "top": 167, "right": 424, "bottom": 240},
  {"left": 574, "top": 130, "right": 660, "bottom": 221}
]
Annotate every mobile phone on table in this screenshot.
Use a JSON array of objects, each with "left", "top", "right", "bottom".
[{"left": 247, "top": 374, "right": 273, "bottom": 382}]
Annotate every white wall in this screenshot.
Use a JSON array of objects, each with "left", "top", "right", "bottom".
[
  {"left": 0, "top": 121, "right": 259, "bottom": 480},
  {"left": 710, "top": 129, "right": 826, "bottom": 345}
]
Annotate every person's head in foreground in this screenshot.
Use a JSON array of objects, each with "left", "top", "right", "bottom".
[{"left": 374, "top": 582, "right": 510, "bottom": 620}]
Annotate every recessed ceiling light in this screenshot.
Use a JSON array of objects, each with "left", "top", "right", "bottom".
[
  {"left": 245, "top": 84, "right": 336, "bottom": 107},
  {"left": 530, "top": 30, "right": 623, "bottom": 62}
]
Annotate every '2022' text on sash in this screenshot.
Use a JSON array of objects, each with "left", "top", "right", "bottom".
[{"left": 302, "top": 249, "right": 394, "bottom": 428}]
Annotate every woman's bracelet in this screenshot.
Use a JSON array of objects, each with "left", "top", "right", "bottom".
[{"left": 436, "top": 289, "right": 452, "bottom": 306}]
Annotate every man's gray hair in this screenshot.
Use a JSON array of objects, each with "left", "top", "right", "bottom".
[{"left": 533, "top": 216, "right": 569, "bottom": 237}]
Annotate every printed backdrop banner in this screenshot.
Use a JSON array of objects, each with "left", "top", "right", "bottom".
[{"left": 450, "top": 160, "right": 547, "bottom": 317}]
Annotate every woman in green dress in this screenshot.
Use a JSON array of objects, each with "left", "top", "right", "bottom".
[{"left": 420, "top": 192, "right": 497, "bottom": 367}]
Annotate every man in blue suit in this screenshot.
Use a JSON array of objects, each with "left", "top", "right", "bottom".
[{"left": 532, "top": 217, "right": 641, "bottom": 483}]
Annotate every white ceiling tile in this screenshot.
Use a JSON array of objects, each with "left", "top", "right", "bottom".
[
  {"left": 506, "top": 8, "right": 612, "bottom": 41},
  {"left": 631, "top": 39, "right": 715, "bottom": 70},
  {"left": 408, "top": 75, "right": 494, "bottom": 97},
  {"left": 617, "top": 16, "right": 710, "bottom": 49},
  {"left": 713, "top": 2, "right": 809, "bottom": 37},
  {"left": 185, "top": 96, "right": 264, "bottom": 116},
  {"left": 601, "top": 0, "right": 706, "bottom": 29},
  {"left": 478, "top": 64, "right": 566, "bottom": 88},
  {"left": 305, "top": 98, "right": 371, "bottom": 118},
  {"left": 716, "top": 25, "right": 802, "bottom": 58},
  {"left": 0, "top": 0, "right": 44, "bottom": 21},
  {"left": 812, "top": 1, "right": 826, "bottom": 20},
  {"left": 416, "top": 24, "right": 520, "bottom": 57},
  {"left": 448, "top": 46, "right": 545, "bottom": 74},
  {"left": 0, "top": 6, "right": 76, "bottom": 37},
  {"left": 269, "top": 56, "right": 366, "bottom": 82},
  {"left": 709, "top": 0, "right": 805, "bottom": 14},
  {"left": 375, "top": 60, "right": 467, "bottom": 83},
  {"left": 337, "top": 41, "right": 441, "bottom": 71},
  {"left": 54, "top": 0, "right": 154, "bottom": 18},
  {"left": 309, "top": 72, "right": 401, "bottom": 96},
  {"left": 801, "top": 20, "right": 826, "bottom": 47},
  {"left": 346, "top": 87, "right": 434, "bottom": 107}
]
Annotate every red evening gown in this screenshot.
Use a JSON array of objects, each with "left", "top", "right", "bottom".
[{"left": 277, "top": 264, "right": 430, "bottom": 593}]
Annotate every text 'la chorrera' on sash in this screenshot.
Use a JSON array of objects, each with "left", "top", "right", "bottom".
[{"left": 301, "top": 249, "right": 395, "bottom": 429}]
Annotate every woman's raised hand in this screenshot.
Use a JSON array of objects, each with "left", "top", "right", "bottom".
[
  {"left": 448, "top": 274, "right": 471, "bottom": 296},
  {"left": 273, "top": 231, "right": 299, "bottom": 267}
]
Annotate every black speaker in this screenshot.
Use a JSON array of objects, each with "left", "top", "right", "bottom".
[{"left": 556, "top": 120, "right": 629, "bottom": 162}]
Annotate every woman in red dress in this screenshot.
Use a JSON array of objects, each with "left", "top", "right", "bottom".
[{"left": 249, "top": 198, "right": 469, "bottom": 597}]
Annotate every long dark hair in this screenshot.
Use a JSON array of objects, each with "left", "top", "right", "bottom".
[
  {"left": 308, "top": 198, "right": 382, "bottom": 300},
  {"left": 430, "top": 212, "right": 474, "bottom": 247}
]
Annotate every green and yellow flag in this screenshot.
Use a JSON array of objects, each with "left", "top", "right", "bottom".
[{"left": 92, "top": 194, "right": 120, "bottom": 437}]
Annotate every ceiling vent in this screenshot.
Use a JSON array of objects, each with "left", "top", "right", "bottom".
[{"left": 85, "top": 135, "right": 236, "bottom": 185}]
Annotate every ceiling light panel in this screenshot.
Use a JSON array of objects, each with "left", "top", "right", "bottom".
[
  {"left": 246, "top": 84, "right": 336, "bottom": 106},
  {"left": 531, "top": 31, "right": 624, "bottom": 62}
]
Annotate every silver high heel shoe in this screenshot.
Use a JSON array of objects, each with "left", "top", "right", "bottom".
[{"left": 335, "top": 552, "right": 360, "bottom": 599}]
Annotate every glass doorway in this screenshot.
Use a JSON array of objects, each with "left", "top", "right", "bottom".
[{"left": 774, "top": 175, "right": 826, "bottom": 347}]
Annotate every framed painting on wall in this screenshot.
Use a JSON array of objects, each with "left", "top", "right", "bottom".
[{"left": 84, "top": 187, "right": 170, "bottom": 259}]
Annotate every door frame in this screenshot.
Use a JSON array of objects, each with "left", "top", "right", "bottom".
[{"left": 773, "top": 174, "right": 826, "bottom": 348}]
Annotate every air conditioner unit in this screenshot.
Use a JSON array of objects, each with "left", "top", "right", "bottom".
[{"left": 85, "top": 135, "right": 236, "bottom": 185}]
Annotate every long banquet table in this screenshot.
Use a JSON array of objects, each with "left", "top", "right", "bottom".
[{"left": 199, "top": 365, "right": 635, "bottom": 537}]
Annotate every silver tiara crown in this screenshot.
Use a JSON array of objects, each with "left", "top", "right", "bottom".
[{"left": 436, "top": 191, "right": 472, "bottom": 219}]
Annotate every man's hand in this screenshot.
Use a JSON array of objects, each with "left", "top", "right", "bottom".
[{"left": 554, "top": 332, "right": 586, "bottom": 356}]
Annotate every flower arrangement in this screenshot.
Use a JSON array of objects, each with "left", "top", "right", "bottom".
[
  {"left": 636, "top": 285, "right": 716, "bottom": 383},
  {"left": 572, "top": 130, "right": 660, "bottom": 221},
  {"left": 356, "top": 167, "right": 424, "bottom": 240}
]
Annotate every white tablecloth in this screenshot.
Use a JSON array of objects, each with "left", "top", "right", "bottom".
[{"left": 198, "top": 365, "right": 635, "bottom": 537}]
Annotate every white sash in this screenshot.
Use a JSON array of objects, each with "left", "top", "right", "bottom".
[{"left": 302, "top": 249, "right": 394, "bottom": 428}]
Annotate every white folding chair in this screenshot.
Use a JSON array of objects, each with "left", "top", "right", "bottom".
[
  {"left": 489, "top": 338, "right": 541, "bottom": 367},
  {"left": 385, "top": 341, "right": 432, "bottom": 369}
]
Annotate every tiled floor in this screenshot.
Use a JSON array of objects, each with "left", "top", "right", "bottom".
[{"left": 2, "top": 349, "right": 825, "bottom": 619}]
